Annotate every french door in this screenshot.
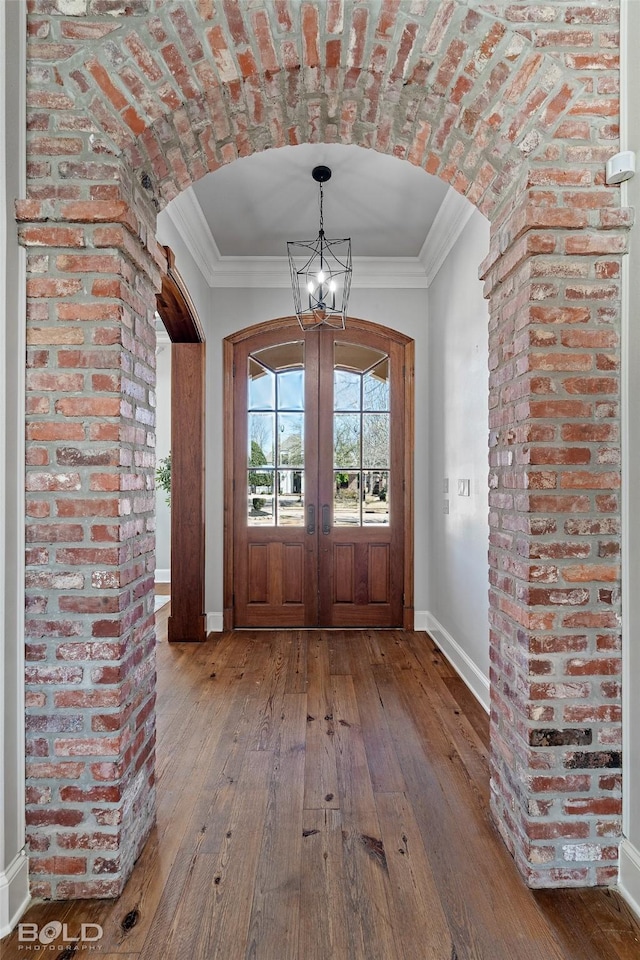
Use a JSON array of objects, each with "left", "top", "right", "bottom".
[{"left": 227, "top": 320, "right": 413, "bottom": 629}]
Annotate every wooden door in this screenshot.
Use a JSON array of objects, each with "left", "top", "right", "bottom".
[
  {"left": 317, "top": 330, "right": 404, "bottom": 627},
  {"left": 230, "top": 321, "right": 412, "bottom": 628},
  {"left": 232, "top": 330, "right": 319, "bottom": 627}
]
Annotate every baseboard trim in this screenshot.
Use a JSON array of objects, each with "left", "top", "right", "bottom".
[
  {"left": 154, "top": 568, "right": 171, "bottom": 583},
  {"left": 206, "top": 612, "right": 224, "bottom": 633},
  {"left": 415, "top": 611, "right": 490, "bottom": 713},
  {"left": 619, "top": 838, "right": 640, "bottom": 922},
  {"left": 0, "top": 850, "right": 30, "bottom": 937}
]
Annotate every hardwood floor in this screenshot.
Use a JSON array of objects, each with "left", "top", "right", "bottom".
[{"left": 3, "top": 613, "right": 640, "bottom": 959}]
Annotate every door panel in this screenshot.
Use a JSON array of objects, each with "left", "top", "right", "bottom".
[
  {"left": 232, "top": 324, "right": 408, "bottom": 628},
  {"left": 282, "top": 543, "right": 305, "bottom": 603},
  {"left": 318, "top": 331, "right": 403, "bottom": 627},
  {"left": 247, "top": 544, "right": 268, "bottom": 603},
  {"left": 234, "top": 331, "right": 319, "bottom": 627},
  {"left": 333, "top": 544, "right": 355, "bottom": 603},
  {"left": 369, "top": 544, "right": 390, "bottom": 603}
]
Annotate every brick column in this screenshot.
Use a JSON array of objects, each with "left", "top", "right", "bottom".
[
  {"left": 482, "top": 190, "right": 633, "bottom": 886},
  {"left": 20, "top": 0, "right": 628, "bottom": 895},
  {"left": 16, "top": 180, "right": 165, "bottom": 897}
]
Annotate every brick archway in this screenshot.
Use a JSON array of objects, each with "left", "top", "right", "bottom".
[{"left": 18, "top": 0, "right": 630, "bottom": 897}]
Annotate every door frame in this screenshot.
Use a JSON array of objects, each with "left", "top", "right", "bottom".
[
  {"left": 156, "top": 246, "right": 207, "bottom": 642},
  {"left": 223, "top": 316, "right": 415, "bottom": 631}
]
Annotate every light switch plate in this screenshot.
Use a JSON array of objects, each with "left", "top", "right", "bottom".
[{"left": 457, "top": 479, "right": 470, "bottom": 497}]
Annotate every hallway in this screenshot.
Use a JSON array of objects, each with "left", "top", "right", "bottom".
[{"left": 4, "top": 611, "right": 639, "bottom": 959}]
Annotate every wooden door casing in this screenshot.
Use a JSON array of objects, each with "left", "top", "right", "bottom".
[
  {"left": 224, "top": 318, "right": 414, "bottom": 631},
  {"left": 156, "top": 247, "right": 207, "bottom": 643},
  {"left": 168, "top": 342, "right": 207, "bottom": 642}
]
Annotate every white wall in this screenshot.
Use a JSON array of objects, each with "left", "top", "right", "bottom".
[
  {"left": 425, "top": 209, "right": 491, "bottom": 709},
  {"left": 619, "top": 0, "right": 640, "bottom": 920},
  {"left": 0, "top": 0, "right": 29, "bottom": 936},
  {"left": 154, "top": 341, "right": 171, "bottom": 578}
]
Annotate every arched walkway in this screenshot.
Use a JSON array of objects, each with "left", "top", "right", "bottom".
[{"left": 17, "top": 0, "right": 630, "bottom": 897}]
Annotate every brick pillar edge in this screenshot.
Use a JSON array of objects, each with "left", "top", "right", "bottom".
[
  {"left": 16, "top": 164, "right": 165, "bottom": 897},
  {"left": 482, "top": 188, "right": 633, "bottom": 886}
]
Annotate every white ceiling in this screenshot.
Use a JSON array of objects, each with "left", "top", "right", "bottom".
[
  {"left": 161, "top": 143, "right": 478, "bottom": 288},
  {"left": 191, "top": 143, "right": 449, "bottom": 259}
]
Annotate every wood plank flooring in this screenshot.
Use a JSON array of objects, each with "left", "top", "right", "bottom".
[{"left": 3, "top": 612, "right": 640, "bottom": 960}]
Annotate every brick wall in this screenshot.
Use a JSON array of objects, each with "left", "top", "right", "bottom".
[
  {"left": 20, "top": 0, "right": 629, "bottom": 894},
  {"left": 18, "top": 109, "right": 165, "bottom": 895},
  {"left": 481, "top": 191, "right": 630, "bottom": 885}
]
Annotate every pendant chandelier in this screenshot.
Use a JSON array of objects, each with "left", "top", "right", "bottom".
[{"left": 287, "top": 165, "right": 352, "bottom": 330}]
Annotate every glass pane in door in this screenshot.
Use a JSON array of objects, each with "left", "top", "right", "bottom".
[
  {"left": 278, "top": 368, "right": 304, "bottom": 410},
  {"left": 334, "top": 414, "right": 360, "bottom": 469},
  {"left": 363, "top": 413, "right": 390, "bottom": 468},
  {"left": 333, "top": 342, "right": 390, "bottom": 527},
  {"left": 363, "top": 357, "right": 390, "bottom": 410},
  {"left": 247, "top": 470, "right": 274, "bottom": 524},
  {"left": 248, "top": 341, "right": 305, "bottom": 527},
  {"left": 334, "top": 471, "right": 360, "bottom": 526},
  {"left": 278, "top": 470, "right": 304, "bottom": 525},
  {"left": 278, "top": 413, "right": 304, "bottom": 467},
  {"left": 334, "top": 369, "right": 360, "bottom": 410},
  {"left": 363, "top": 470, "right": 389, "bottom": 525}
]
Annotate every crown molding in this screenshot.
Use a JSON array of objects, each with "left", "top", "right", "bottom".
[
  {"left": 164, "top": 187, "right": 427, "bottom": 289},
  {"left": 204, "top": 255, "right": 428, "bottom": 289},
  {"left": 162, "top": 186, "right": 221, "bottom": 286},
  {"left": 344, "top": 257, "right": 430, "bottom": 289},
  {"left": 164, "top": 185, "right": 478, "bottom": 290},
  {"left": 419, "top": 187, "right": 476, "bottom": 287}
]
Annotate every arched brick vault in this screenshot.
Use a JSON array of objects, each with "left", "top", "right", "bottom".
[
  {"left": 41, "top": 0, "right": 591, "bottom": 213},
  {"left": 18, "top": 0, "right": 632, "bottom": 898}
]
